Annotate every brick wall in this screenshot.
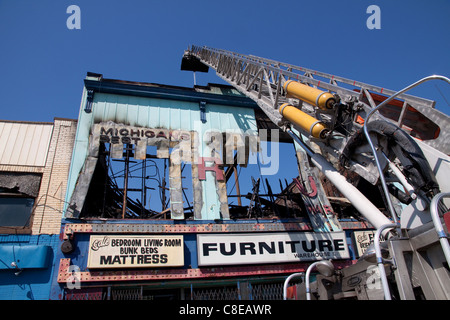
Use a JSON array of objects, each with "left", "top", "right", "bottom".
[{"left": 31, "top": 119, "right": 77, "bottom": 234}]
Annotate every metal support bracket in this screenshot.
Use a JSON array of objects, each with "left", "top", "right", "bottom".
[
  {"left": 85, "top": 89, "right": 94, "bottom": 113},
  {"left": 199, "top": 100, "right": 207, "bottom": 123}
]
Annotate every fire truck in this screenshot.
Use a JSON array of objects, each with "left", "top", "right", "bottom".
[{"left": 181, "top": 46, "right": 450, "bottom": 300}]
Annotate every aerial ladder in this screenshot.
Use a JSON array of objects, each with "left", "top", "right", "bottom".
[{"left": 181, "top": 45, "right": 450, "bottom": 300}]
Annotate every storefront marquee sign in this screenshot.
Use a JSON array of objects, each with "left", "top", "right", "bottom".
[
  {"left": 197, "top": 232, "right": 350, "bottom": 266},
  {"left": 87, "top": 235, "right": 184, "bottom": 269}
]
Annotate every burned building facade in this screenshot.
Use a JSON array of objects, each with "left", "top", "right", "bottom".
[{"left": 49, "top": 73, "right": 378, "bottom": 300}]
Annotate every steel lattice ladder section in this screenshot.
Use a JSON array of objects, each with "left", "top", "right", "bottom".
[{"left": 182, "top": 45, "right": 449, "bottom": 153}]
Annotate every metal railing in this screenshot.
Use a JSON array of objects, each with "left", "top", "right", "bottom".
[{"left": 363, "top": 75, "right": 450, "bottom": 224}]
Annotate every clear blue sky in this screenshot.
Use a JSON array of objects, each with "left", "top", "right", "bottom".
[{"left": 0, "top": 0, "right": 449, "bottom": 123}]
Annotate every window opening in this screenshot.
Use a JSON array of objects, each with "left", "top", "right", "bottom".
[
  {"left": 0, "top": 195, "right": 35, "bottom": 228},
  {"left": 225, "top": 139, "right": 307, "bottom": 220},
  {"left": 0, "top": 172, "right": 41, "bottom": 232},
  {"left": 80, "top": 142, "right": 194, "bottom": 220}
]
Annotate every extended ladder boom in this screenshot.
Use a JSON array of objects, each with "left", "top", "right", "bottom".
[{"left": 182, "top": 45, "right": 449, "bottom": 154}]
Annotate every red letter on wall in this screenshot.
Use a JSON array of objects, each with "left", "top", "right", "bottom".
[{"left": 198, "top": 157, "right": 224, "bottom": 181}]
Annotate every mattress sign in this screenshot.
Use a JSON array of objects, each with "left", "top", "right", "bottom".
[
  {"left": 197, "top": 232, "right": 350, "bottom": 266},
  {"left": 87, "top": 235, "right": 184, "bottom": 268}
]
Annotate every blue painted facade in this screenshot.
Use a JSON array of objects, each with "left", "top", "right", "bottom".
[{"left": 0, "top": 234, "right": 59, "bottom": 300}]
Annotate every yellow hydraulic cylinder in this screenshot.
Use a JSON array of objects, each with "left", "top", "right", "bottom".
[
  {"left": 283, "top": 80, "right": 336, "bottom": 110},
  {"left": 279, "top": 103, "right": 329, "bottom": 139}
]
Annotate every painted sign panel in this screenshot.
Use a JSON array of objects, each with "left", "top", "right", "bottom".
[
  {"left": 353, "top": 230, "right": 384, "bottom": 257},
  {"left": 197, "top": 232, "right": 350, "bottom": 266},
  {"left": 93, "top": 123, "right": 191, "bottom": 160},
  {"left": 87, "top": 235, "right": 184, "bottom": 269}
]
